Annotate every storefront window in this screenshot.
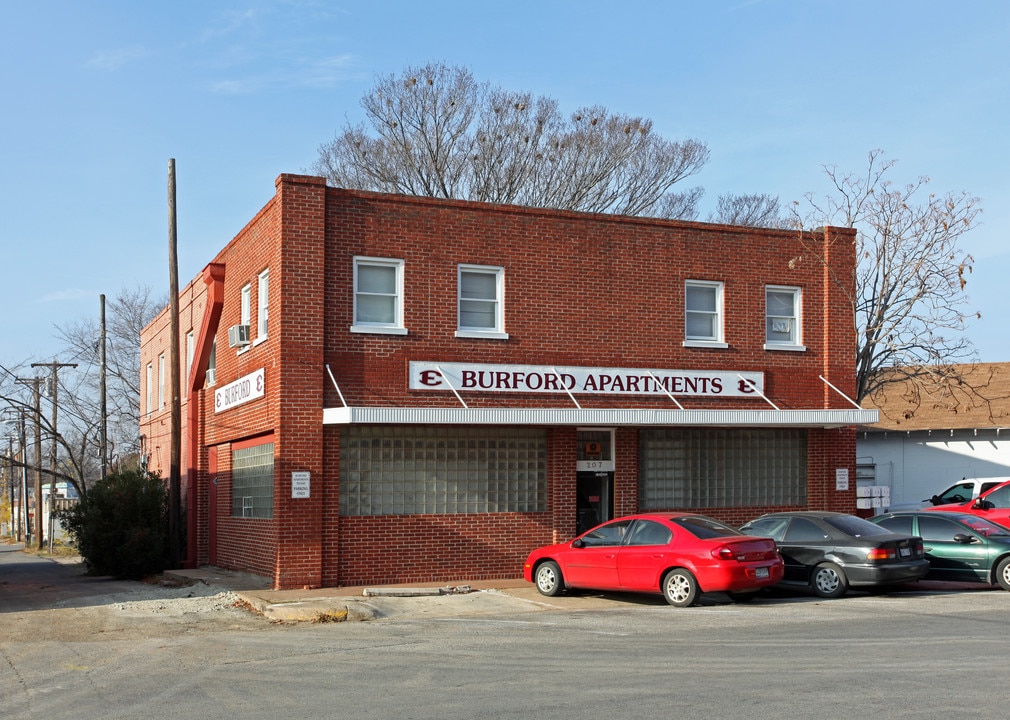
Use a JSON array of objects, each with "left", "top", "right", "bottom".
[
  {"left": 340, "top": 426, "right": 547, "bottom": 515},
  {"left": 232, "top": 440, "right": 274, "bottom": 518},
  {"left": 639, "top": 428, "right": 806, "bottom": 509}
]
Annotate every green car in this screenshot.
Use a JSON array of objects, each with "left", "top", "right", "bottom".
[{"left": 869, "top": 511, "right": 1010, "bottom": 590}]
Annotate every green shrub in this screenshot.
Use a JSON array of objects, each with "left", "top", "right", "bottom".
[{"left": 58, "top": 468, "right": 170, "bottom": 579}]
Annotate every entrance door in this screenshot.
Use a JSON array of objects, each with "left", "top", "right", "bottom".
[
  {"left": 208, "top": 445, "right": 218, "bottom": 566},
  {"left": 576, "top": 429, "right": 616, "bottom": 535},
  {"left": 576, "top": 471, "right": 614, "bottom": 534}
]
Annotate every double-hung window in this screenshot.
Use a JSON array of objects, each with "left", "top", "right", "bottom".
[
  {"left": 206, "top": 340, "right": 217, "bottom": 386},
  {"left": 186, "top": 331, "right": 194, "bottom": 386},
  {"left": 239, "top": 283, "right": 251, "bottom": 352},
  {"left": 456, "top": 264, "right": 507, "bottom": 339},
  {"left": 256, "top": 269, "right": 269, "bottom": 343},
  {"left": 765, "top": 285, "right": 804, "bottom": 350},
  {"left": 684, "top": 280, "right": 726, "bottom": 347},
  {"left": 352, "top": 257, "right": 406, "bottom": 335},
  {"left": 158, "top": 353, "right": 166, "bottom": 409}
]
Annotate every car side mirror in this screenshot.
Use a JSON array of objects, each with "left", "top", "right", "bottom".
[
  {"left": 973, "top": 498, "right": 995, "bottom": 510},
  {"left": 953, "top": 533, "right": 975, "bottom": 544},
  {"left": 571, "top": 538, "right": 584, "bottom": 549},
  {"left": 928, "top": 495, "right": 941, "bottom": 505}
]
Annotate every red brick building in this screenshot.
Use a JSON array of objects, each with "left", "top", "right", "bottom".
[{"left": 140, "top": 174, "right": 876, "bottom": 590}]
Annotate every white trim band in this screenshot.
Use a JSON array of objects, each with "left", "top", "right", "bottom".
[{"left": 322, "top": 406, "right": 879, "bottom": 428}]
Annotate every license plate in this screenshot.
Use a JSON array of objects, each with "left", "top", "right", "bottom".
[
  {"left": 755, "top": 566, "right": 770, "bottom": 578},
  {"left": 900, "top": 547, "right": 911, "bottom": 557}
]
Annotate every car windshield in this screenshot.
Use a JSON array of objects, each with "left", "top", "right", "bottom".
[
  {"left": 672, "top": 516, "right": 741, "bottom": 539},
  {"left": 958, "top": 515, "right": 1010, "bottom": 537},
  {"left": 823, "top": 515, "right": 893, "bottom": 538}
]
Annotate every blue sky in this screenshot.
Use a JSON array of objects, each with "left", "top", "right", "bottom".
[{"left": 2, "top": 0, "right": 1008, "bottom": 367}]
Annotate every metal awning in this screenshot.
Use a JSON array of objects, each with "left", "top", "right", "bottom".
[
  {"left": 322, "top": 365, "right": 878, "bottom": 428},
  {"left": 322, "top": 406, "right": 878, "bottom": 428}
]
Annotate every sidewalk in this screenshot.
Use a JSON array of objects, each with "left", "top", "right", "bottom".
[{"left": 163, "top": 566, "right": 539, "bottom": 622}]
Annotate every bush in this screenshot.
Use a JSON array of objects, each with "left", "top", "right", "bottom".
[{"left": 58, "top": 468, "right": 170, "bottom": 579}]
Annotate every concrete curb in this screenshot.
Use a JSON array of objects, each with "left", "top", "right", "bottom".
[
  {"left": 239, "top": 594, "right": 378, "bottom": 622},
  {"left": 238, "top": 585, "right": 477, "bottom": 622}
]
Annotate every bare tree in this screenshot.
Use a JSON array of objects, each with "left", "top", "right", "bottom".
[
  {"left": 710, "top": 193, "right": 789, "bottom": 228},
  {"left": 793, "top": 150, "right": 982, "bottom": 405},
  {"left": 1, "top": 287, "right": 158, "bottom": 497},
  {"left": 313, "top": 63, "right": 710, "bottom": 219},
  {"left": 50, "top": 286, "right": 162, "bottom": 492},
  {"left": 0, "top": 364, "right": 85, "bottom": 497}
]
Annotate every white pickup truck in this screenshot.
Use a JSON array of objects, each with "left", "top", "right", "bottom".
[{"left": 926, "top": 478, "right": 1010, "bottom": 506}]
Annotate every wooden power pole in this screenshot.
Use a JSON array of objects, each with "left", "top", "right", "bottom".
[
  {"left": 16, "top": 376, "right": 44, "bottom": 549},
  {"left": 100, "top": 293, "right": 108, "bottom": 480},
  {"left": 168, "top": 159, "right": 182, "bottom": 568}
]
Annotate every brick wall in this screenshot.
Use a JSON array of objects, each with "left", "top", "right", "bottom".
[{"left": 141, "top": 175, "right": 861, "bottom": 589}]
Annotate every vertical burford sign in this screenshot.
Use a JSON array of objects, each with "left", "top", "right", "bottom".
[
  {"left": 215, "top": 368, "right": 266, "bottom": 413},
  {"left": 409, "top": 362, "right": 764, "bottom": 397}
]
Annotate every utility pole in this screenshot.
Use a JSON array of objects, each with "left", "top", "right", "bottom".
[
  {"left": 3, "top": 440, "right": 10, "bottom": 540},
  {"left": 19, "top": 410, "right": 27, "bottom": 543},
  {"left": 32, "top": 360, "right": 77, "bottom": 552},
  {"left": 99, "top": 294, "right": 108, "bottom": 481},
  {"left": 16, "top": 376, "right": 44, "bottom": 549},
  {"left": 168, "top": 158, "right": 182, "bottom": 568}
]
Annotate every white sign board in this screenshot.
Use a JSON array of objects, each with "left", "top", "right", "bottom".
[
  {"left": 291, "top": 471, "right": 311, "bottom": 499},
  {"left": 214, "top": 368, "right": 265, "bottom": 413},
  {"left": 835, "top": 468, "right": 850, "bottom": 491},
  {"left": 409, "top": 362, "right": 764, "bottom": 397}
]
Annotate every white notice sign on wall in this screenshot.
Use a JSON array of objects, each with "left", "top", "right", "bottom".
[{"left": 292, "top": 471, "right": 310, "bottom": 499}]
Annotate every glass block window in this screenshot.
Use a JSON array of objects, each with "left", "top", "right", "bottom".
[
  {"left": 232, "top": 441, "right": 274, "bottom": 518},
  {"left": 339, "top": 426, "right": 547, "bottom": 516},
  {"left": 639, "top": 428, "right": 806, "bottom": 509}
]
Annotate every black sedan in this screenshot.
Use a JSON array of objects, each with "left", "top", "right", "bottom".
[
  {"left": 739, "top": 511, "right": 930, "bottom": 598},
  {"left": 869, "top": 511, "right": 1010, "bottom": 590}
]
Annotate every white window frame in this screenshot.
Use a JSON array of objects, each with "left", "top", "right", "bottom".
[
  {"left": 239, "top": 283, "right": 252, "bottom": 353},
  {"left": 186, "top": 331, "right": 195, "bottom": 386},
  {"left": 255, "top": 269, "right": 269, "bottom": 345},
  {"left": 456, "top": 264, "right": 508, "bottom": 340},
  {"left": 206, "top": 340, "right": 217, "bottom": 386},
  {"left": 158, "top": 353, "right": 166, "bottom": 409},
  {"left": 764, "top": 285, "right": 805, "bottom": 351},
  {"left": 351, "top": 256, "right": 407, "bottom": 335},
  {"left": 146, "top": 362, "right": 153, "bottom": 416},
  {"left": 684, "top": 280, "right": 727, "bottom": 348}
]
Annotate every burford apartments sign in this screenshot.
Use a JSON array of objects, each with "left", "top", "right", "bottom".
[
  {"left": 409, "top": 362, "right": 764, "bottom": 397},
  {"left": 215, "top": 368, "right": 266, "bottom": 413}
]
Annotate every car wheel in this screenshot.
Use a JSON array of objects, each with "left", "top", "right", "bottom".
[
  {"left": 726, "top": 591, "right": 759, "bottom": 603},
  {"left": 534, "top": 560, "right": 564, "bottom": 596},
  {"left": 662, "top": 568, "right": 699, "bottom": 607},
  {"left": 995, "top": 557, "right": 1010, "bottom": 591},
  {"left": 810, "top": 562, "right": 848, "bottom": 598}
]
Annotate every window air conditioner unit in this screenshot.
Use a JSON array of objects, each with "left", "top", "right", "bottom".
[{"left": 228, "top": 324, "right": 250, "bottom": 348}]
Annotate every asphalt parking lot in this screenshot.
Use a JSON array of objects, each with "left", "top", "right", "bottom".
[{"left": 0, "top": 541, "right": 998, "bottom": 629}]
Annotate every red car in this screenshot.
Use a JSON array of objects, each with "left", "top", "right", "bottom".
[
  {"left": 927, "top": 480, "right": 1010, "bottom": 529},
  {"left": 523, "top": 513, "right": 784, "bottom": 607}
]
